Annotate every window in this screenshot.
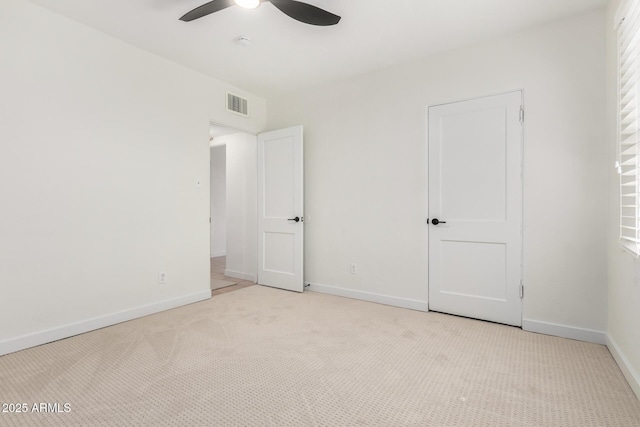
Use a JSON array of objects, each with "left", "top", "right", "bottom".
[{"left": 617, "top": 0, "right": 640, "bottom": 255}]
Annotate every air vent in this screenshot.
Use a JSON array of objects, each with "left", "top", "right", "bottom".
[{"left": 226, "top": 92, "right": 249, "bottom": 117}]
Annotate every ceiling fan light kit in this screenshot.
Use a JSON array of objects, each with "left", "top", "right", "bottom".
[
  {"left": 234, "top": 0, "right": 260, "bottom": 9},
  {"left": 180, "top": 0, "right": 341, "bottom": 26}
]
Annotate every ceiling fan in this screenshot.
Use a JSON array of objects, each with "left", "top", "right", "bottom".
[{"left": 180, "top": 0, "right": 341, "bottom": 26}]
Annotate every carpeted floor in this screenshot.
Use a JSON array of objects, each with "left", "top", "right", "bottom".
[{"left": 1, "top": 286, "right": 639, "bottom": 426}]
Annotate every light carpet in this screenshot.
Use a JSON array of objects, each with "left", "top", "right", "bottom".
[{"left": 1, "top": 286, "right": 639, "bottom": 426}]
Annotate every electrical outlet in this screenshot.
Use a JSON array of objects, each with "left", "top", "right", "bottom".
[
  {"left": 350, "top": 263, "right": 357, "bottom": 275},
  {"left": 158, "top": 272, "right": 167, "bottom": 284}
]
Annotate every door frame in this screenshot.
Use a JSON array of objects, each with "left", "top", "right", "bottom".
[
  {"left": 425, "top": 90, "right": 525, "bottom": 325},
  {"left": 208, "top": 121, "right": 259, "bottom": 286},
  {"left": 208, "top": 122, "right": 306, "bottom": 291}
]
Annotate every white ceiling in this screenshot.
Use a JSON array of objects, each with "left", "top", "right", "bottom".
[{"left": 27, "top": 0, "right": 607, "bottom": 98}]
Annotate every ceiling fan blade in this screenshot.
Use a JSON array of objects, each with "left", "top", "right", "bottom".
[
  {"left": 268, "top": 0, "right": 341, "bottom": 26},
  {"left": 180, "top": 0, "right": 236, "bottom": 22}
]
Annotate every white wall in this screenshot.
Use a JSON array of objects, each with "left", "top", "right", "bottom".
[
  {"left": 0, "top": 0, "right": 266, "bottom": 355},
  {"left": 267, "top": 10, "right": 608, "bottom": 339},
  {"left": 210, "top": 146, "right": 227, "bottom": 257},
  {"left": 605, "top": 0, "right": 640, "bottom": 399},
  {"left": 212, "top": 133, "right": 258, "bottom": 282}
]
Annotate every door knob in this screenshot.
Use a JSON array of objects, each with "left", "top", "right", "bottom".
[
  {"left": 288, "top": 217, "right": 301, "bottom": 223},
  {"left": 431, "top": 218, "right": 447, "bottom": 225}
]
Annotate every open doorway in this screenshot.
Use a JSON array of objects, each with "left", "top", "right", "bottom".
[{"left": 209, "top": 123, "right": 258, "bottom": 295}]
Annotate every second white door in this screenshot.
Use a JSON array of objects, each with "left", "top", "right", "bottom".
[{"left": 428, "top": 92, "right": 523, "bottom": 326}]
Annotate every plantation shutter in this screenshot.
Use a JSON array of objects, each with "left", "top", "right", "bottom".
[{"left": 619, "top": 0, "right": 640, "bottom": 255}]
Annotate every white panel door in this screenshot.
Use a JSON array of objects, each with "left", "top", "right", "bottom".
[
  {"left": 428, "top": 92, "right": 523, "bottom": 326},
  {"left": 257, "top": 126, "right": 304, "bottom": 292}
]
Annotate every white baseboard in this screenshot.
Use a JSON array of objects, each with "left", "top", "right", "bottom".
[
  {"left": 307, "top": 282, "right": 428, "bottom": 312},
  {"left": 210, "top": 251, "right": 226, "bottom": 258},
  {"left": 224, "top": 269, "right": 256, "bottom": 282},
  {"left": 607, "top": 334, "right": 640, "bottom": 400},
  {"left": 0, "top": 290, "right": 211, "bottom": 357},
  {"left": 522, "top": 318, "right": 607, "bottom": 345}
]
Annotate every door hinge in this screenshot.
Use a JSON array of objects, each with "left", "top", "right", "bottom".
[
  {"left": 519, "top": 107, "right": 525, "bottom": 124},
  {"left": 519, "top": 282, "right": 524, "bottom": 299}
]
